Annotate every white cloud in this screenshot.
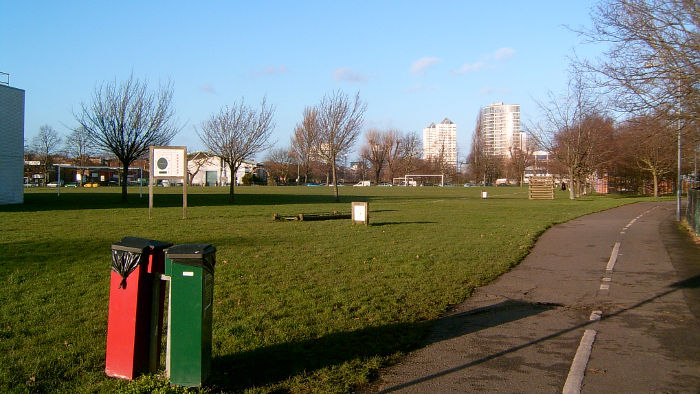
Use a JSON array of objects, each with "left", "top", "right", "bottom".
[
  {"left": 491, "top": 47, "right": 515, "bottom": 61},
  {"left": 333, "top": 67, "right": 369, "bottom": 83},
  {"left": 410, "top": 57, "right": 442, "bottom": 75},
  {"left": 452, "top": 47, "right": 516, "bottom": 76},
  {"left": 451, "top": 61, "right": 486, "bottom": 75},
  {"left": 199, "top": 84, "right": 217, "bottom": 94}
]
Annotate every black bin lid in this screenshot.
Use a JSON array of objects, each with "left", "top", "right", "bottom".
[
  {"left": 111, "top": 241, "right": 149, "bottom": 254},
  {"left": 166, "top": 244, "right": 216, "bottom": 272},
  {"left": 166, "top": 244, "right": 216, "bottom": 259},
  {"left": 121, "top": 236, "right": 173, "bottom": 251}
]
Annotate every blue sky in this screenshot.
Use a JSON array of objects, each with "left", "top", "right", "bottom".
[{"left": 2, "top": 1, "right": 602, "bottom": 162}]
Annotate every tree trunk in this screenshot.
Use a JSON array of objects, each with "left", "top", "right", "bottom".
[
  {"left": 121, "top": 164, "right": 129, "bottom": 201},
  {"left": 228, "top": 163, "right": 236, "bottom": 203},
  {"left": 332, "top": 160, "right": 339, "bottom": 202},
  {"left": 568, "top": 168, "right": 575, "bottom": 200},
  {"left": 653, "top": 170, "right": 659, "bottom": 198}
]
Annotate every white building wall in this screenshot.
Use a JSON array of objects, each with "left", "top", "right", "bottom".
[
  {"left": 188, "top": 155, "right": 225, "bottom": 186},
  {"left": 423, "top": 118, "right": 457, "bottom": 168},
  {"left": 0, "top": 84, "right": 25, "bottom": 204},
  {"left": 187, "top": 156, "right": 258, "bottom": 186},
  {"left": 481, "top": 102, "right": 522, "bottom": 157}
]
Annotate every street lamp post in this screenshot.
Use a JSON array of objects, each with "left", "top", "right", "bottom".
[{"left": 676, "top": 108, "right": 681, "bottom": 221}]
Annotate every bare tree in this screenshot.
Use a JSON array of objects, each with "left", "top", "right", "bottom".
[
  {"left": 507, "top": 147, "right": 533, "bottom": 186},
  {"left": 64, "top": 126, "right": 95, "bottom": 169},
  {"left": 75, "top": 75, "right": 178, "bottom": 200},
  {"left": 30, "top": 125, "right": 62, "bottom": 186},
  {"left": 399, "top": 131, "right": 422, "bottom": 175},
  {"left": 528, "top": 73, "right": 607, "bottom": 199},
  {"left": 314, "top": 90, "right": 366, "bottom": 201},
  {"left": 384, "top": 129, "right": 402, "bottom": 182},
  {"left": 617, "top": 114, "right": 677, "bottom": 197},
  {"left": 360, "top": 129, "right": 391, "bottom": 184},
  {"left": 577, "top": 0, "right": 699, "bottom": 124},
  {"left": 264, "top": 146, "right": 295, "bottom": 185},
  {"left": 291, "top": 107, "right": 319, "bottom": 184},
  {"left": 467, "top": 112, "right": 489, "bottom": 184},
  {"left": 197, "top": 97, "right": 275, "bottom": 202}
]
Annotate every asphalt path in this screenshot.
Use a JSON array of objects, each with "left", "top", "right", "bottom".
[{"left": 375, "top": 201, "right": 700, "bottom": 393}]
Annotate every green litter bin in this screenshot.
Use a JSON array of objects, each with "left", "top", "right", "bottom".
[{"left": 165, "top": 244, "right": 216, "bottom": 387}]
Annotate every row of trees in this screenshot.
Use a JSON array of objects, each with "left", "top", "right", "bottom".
[
  {"left": 268, "top": 126, "right": 465, "bottom": 187},
  {"left": 465, "top": 72, "right": 692, "bottom": 199},
  {"left": 270, "top": 127, "right": 430, "bottom": 186},
  {"left": 26, "top": 125, "right": 99, "bottom": 186},
  {"left": 284, "top": 92, "right": 367, "bottom": 201},
  {"left": 466, "top": 0, "right": 699, "bottom": 200},
  {"left": 67, "top": 73, "right": 370, "bottom": 203}
]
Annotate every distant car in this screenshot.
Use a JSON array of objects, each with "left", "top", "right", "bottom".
[
  {"left": 378, "top": 182, "right": 392, "bottom": 187},
  {"left": 46, "top": 181, "right": 64, "bottom": 187},
  {"left": 306, "top": 182, "right": 321, "bottom": 187},
  {"left": 353, "top": 180, "right": 370, "bottom": 187},
  {"left": 443, "top": 183, "right": 454, "bottom": 187},
  {"left": 463, "top": 183, "right": 475, "bottom": 187},
  {"left": 64, "top": 183, "right": 78, "bottom": 188}
]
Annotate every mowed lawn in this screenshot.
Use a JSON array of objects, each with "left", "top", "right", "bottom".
[{"left": 0, "top": 186, "right": 647, "bottom": 392}]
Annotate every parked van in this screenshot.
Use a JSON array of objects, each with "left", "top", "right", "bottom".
[{"left": 353, "top": 180, "right": 370, "bottom": 187}]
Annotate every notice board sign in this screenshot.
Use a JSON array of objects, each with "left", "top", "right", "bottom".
[
  {"left": 149, "top": 146, "right": 187, "bottom": 219},
  {"left": 351, "top": 202, "right": 369, "bottom": 225},
  {"left": 153, "top": 148, "right": 186, "bottom": 178}
]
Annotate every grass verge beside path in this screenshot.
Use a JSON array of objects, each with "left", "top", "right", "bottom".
[{"left": 0, "top": 186, "right": 651, "bottom": 392}]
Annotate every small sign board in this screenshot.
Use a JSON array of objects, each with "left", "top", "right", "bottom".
[
  {"left": 351, "top": 202, "right": 369, "bottom": 225},
  {"left": 152, "top": 148, "right": 186, "bottom": 178},
  {"left": 149, "top": 146, "right": 187, "bottom": 219}
]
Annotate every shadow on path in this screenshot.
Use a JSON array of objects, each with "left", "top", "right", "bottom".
[
  {"left": 208, "top": 300, "right": 552, "bottom": 391},
  {"left": 379, "top": 273, "right": 700, "bottom": 393}
]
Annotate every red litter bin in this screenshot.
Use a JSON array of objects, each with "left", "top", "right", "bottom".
[{"left": 105, "top": 237, "right": 172, "bottom": 379}]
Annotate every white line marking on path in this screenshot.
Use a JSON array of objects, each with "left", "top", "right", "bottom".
[
  {"left": 563, "top": 329, "right": 597, "bottom": 394},
  {"left": 606, "top": 242, "right": 621, "bottom": 273},
  {"left": 589, "top": 311, "right": 602, "bottom": 321},
  {"left": 599, "top": 284, "right": 610, "bottom": 290}
]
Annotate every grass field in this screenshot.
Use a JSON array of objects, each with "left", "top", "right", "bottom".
[{"left": 0, "top": 185, "right": 651, "bottom": 393}]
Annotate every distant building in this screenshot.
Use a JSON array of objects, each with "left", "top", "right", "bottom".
[
  {"left": 0, "top": 80, "right": 25, "bottom": 204},
  {"left": 524, "top": 150, "right": 553, "bottom": 180},
  {"left": 423, "top": 118, "right": 457, "bottom": 168},
  {"left": 481, "top": 102, "right": 525, "bottom": 157},
  {"left": 187, "top": 154, "right": 265, "bottom": 186}
]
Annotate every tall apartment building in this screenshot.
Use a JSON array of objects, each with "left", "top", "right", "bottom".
[
  {"left": 423, "top": 118, "right": 457, "bottom": 168},
  {"left": 0, "top": 77, "right": 25, "bottom": 204},
  {"left": 480, "top": 102, "right": 525, "bottom": 157}
]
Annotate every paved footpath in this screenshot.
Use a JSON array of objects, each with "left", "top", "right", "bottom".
[{"left": 376, "top": 201, "right": 700, "bottom": 393}]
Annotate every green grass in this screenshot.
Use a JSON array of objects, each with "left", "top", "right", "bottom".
[{"left": 0, "top": 186, "right": 650, "bottom": 393}]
